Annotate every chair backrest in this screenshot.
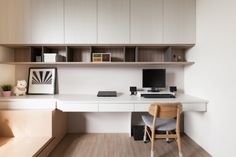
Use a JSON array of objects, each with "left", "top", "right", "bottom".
[{"left": 148, "top": 103, "right": 182, "bottom": 119}]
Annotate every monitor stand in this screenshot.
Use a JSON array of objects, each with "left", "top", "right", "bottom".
[{"left": 147, "top": 88, "right": 160, "bottom": 92}]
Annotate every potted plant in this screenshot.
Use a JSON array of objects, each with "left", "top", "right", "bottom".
[{"left": 1, "top": 84, "right": 12, "bottom": 97}]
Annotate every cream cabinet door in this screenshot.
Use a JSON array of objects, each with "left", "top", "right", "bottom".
[
  {"left": 31, "top": 0, "right": 64, "bottom": 44},
  {"left": 0, "top": 0, "right": 31, "bottom": 44},
  {"left": 163, "top": 0, "right": 196, "bottom": 44},
  {"left": 98, "top": 0, "right": 130, "bottom": 44},
  {"left": 65, "top": 0, "right": 97, "bottom": 44},
  {"left": 130, "top": 0, "right": 163, "bottom": 44},
  {"left": 183, "top": 0, "right": 196, "bottom": 44}
]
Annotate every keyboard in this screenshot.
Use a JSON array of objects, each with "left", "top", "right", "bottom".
[{"left": 141, "top": 94, "right": 175, "bottom": 98}]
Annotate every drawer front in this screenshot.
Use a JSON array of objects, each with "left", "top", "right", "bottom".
[
  {"left": 134, "top": 103, "right": 149, "bottom": 112},
  {"left": 182, "top": 103, "right": 207, "bottom": 112},
  {"left": 57, "top": 102, "right": 98, "bottom": 112},
  {"left": 99, "top": 103, "right": 134, "bottom": 112},
  {"left": 0, "top": 100, "right": 56, "bottom": 110},
  {"left": 135, "top": 103, "right": 207, "bottom": 112}
]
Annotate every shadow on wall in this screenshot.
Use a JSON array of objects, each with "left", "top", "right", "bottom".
[{"left": 68, "top": 113, "right": 87, "bottom": 133}]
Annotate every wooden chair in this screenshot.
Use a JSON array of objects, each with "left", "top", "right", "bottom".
[{"left": 142, "top": 103, "right": 183, "bottom": 157}]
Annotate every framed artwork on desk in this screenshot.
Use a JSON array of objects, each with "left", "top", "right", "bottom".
[{"left": 27, "top": 67, "right": 57, "bottom": 95}]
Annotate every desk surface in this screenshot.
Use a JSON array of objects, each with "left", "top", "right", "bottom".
[{"left": 0, "top": 94, "right": 207, "bottom": 111}]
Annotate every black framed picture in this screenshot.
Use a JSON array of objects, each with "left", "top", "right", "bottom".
[{"left": 27, "top": 67, "right": 57, "bottom": 95}]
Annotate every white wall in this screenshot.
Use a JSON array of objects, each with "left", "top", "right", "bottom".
[
  {"left": 0, "top": 46, "right": 15, "bottom": 90},
  {"left": 15, "top": 65, "right": 184, "bottom": 95},
  {"left": 16, "top": 65, "right": 184, "bottom": 133},
  {"left": 184, "top": 0, "right": 236, "bottom": 156}
]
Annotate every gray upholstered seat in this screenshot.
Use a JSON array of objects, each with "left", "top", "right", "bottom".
[{"left": 142, "top": 115, "right": 176, "bottom": 131}]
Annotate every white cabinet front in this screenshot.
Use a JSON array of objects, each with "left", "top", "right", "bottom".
[
  {"left": 98, "top": 0, "right": 130, "bottom": 44},
  {"left": 134, "top": 103, "right": 149, "bottom": 112},
  {"left": 163, "top": 0, "right": 196, "bottom": 44},
  {"left": 65, "top": 0, "right": 97, "bottom": 44},
  {"left": 57, "top": 102, "right": 99, "bottom": 112},
  {"left": 0, "top": 0, "right": 31, "bottom": 44},
  {"left": 31, "top": 0, "right": 64, "bottom": 44},
  {"left": 99, "top": 103, "right": 134, "bottom": 112},
  {"left": 130, "top": 0, "right": 163, "bottom": 44}
]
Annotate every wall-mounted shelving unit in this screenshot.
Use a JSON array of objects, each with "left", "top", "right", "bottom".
[{"left": 0, "top": 45, "right": 194, "bottom": 66}]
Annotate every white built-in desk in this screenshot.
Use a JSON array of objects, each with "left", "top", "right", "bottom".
[
  {"left": 0, "top": 95, "right": 56, "bottom": 110},
  {"left": 0, "top": 94, "right": 207, "bottom": 137},
  {"left": 56, "top": 94, "right": 207, "bottom": 112},
  {"left": 0, "top": 93, "right": 207, "bottom": 111}
]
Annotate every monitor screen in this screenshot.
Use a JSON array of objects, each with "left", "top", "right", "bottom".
[{"left": 142, "top": 69, "right": 166, "bottom": 89}]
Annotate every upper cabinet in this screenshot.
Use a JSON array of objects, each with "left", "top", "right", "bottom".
[
  {"left": 97, "top": 0, "right": 130, "bottom": 44},
  {"left": 130, "top": 0, "right": 163, "bottom": 44},
  {"left": 65, "top": 0, "right": 97, "bottom": 44},
  {"left": 0, "top": 0, "right": 196, "bottom": 45},
  {"left": 163, "top": 0, "right": 196, "bottom": 44},
  {"left": 0, "top": 0, "right": 31, "bottom": 44},
  {"left": 183, "top": 0, "right": 196, "bottom": 44},
  {"left": 31, "top": 0, "right": 64, "bottom": 44}
]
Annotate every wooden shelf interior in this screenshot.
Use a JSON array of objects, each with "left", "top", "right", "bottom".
[
  {"left": 67, "top": 46, "right": 91, "bottom": 62},
  {"left": 4, "top": 45, "right": 193, "bottom": 65},
  {"left": 0, "top": 137, "right": 52, "bottom": 157}
]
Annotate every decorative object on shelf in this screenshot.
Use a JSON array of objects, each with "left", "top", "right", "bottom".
[
  {"left": 164, "top": 47, "right": 186, "bottom": 62},
  {"left": 92, "top": 53, "right": 111, "bottom": 62},
  {"left": 36, "top": 56, "right": 42, "bottom": 62},
  {"left": 1, "top": 84, "right": 12, "bottom": 97},
  {"left": 43, "top": 53, "right": 65, "bottom": 62},
  {"left": 13, "top": 80, "right": 27, "bottom": 96},
  {"left": 92, "top": 53, "right": 102, "bottom": 62},
  {"left": 27, "top": 67, "right": 57, "bottom": 95}
]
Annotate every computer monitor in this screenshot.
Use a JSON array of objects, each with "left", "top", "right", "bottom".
[{"left": 142, "top": 69, "right": 166, "bottom": 92}]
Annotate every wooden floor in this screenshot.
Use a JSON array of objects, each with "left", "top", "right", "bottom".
[{"left": 49, "top": 134, "right": 211, "bottom": 157}]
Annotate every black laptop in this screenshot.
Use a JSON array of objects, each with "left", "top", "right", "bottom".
[{"left": 97, "top": 91, "right": 117, "bottom": 97}]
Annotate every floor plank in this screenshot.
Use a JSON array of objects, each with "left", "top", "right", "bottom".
[{"left": 49, "top": 134, "right": 211, "bottom": 157}]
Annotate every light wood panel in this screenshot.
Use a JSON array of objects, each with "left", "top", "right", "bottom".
[
  {"left": 49, "top": 133, "right": 212, "bottom": 157},
  {"left": 0, "top": 110, "right": 53, "bottom": 137},
  {"left": 137, "top": 47, "right": 164, "bottom": 62},
  {"left": 38, "top": 110, "right": 68, "bottom": 157},
  {"left": 14, "top": 47, "right": 31, "bottom": 62},
  {"left": 0, "top": 109, "right": 67, "bottom": 157},
  {"left": 0, "top": 137, "right": 52, "bottom": 157}
]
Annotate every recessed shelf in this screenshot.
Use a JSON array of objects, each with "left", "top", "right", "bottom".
[
  {"left": 0, "top": 61, "right": 194, "bottom": 66},
  {"left": 0, "top": 45, "right": 194, "bottom": 66}
]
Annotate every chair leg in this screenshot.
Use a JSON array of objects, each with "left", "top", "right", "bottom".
[
  {"left": 150, "top": 128, "right": 155, "bottom": 157},
  {"left": 151, "top": 150, "right": 154, "bottom": 157},
  {"left": 176, "top": 133, "right": 183, "bottom": 157},
  {"left": 143, "top": 125, "right": 147, "bottom": 142},
  {"left": 166, "top": 131, "right": 170, "bottom": 142}
]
